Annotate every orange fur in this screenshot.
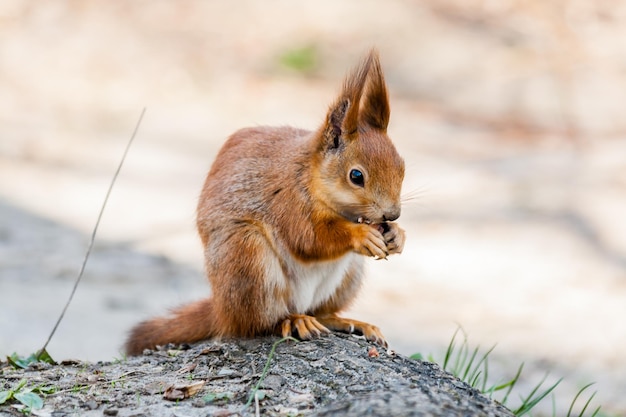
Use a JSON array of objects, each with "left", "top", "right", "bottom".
[{"left": 125, "top": 49, "right": 405, "bottom": 355}]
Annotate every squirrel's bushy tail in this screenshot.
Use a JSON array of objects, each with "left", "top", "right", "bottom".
[{"left": 125, "top": 298, "right": 217, "bottom": 356}]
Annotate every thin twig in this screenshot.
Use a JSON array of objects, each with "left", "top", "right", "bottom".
[
  {"left": 37, "top": 108, "right": 146, "bottom": 359},
  {"left": 254, "top": 391, "right": 260, "bottom": 417}
]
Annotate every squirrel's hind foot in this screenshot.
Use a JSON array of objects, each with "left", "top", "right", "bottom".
[
  {"left": 316, "top": 314, "right": 388, "bottom": 348},
  {"left": 278, "top": 313, "right": 388, "bottom": 348},
  {"left": 279, "top": 314, "right": 331, "bottom": 340}
]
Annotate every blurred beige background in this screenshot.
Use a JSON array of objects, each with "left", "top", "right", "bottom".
[{"left": 1, "top": 1, "right": 625, "bottom": 415}]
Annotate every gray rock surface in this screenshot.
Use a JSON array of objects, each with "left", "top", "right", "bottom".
[{"left": 0, "top": 334, "right": 512, "bottom": 416}]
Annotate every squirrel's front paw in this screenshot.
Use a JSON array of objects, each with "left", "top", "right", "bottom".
[
  {"left": 352, "top": 224, "right": 388, "bottom": 259},
  {"left": 382, "top": 222, "right": 405, "bottom": 255}
]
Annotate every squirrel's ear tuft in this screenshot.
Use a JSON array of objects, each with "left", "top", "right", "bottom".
[
  {"left": 320, "top": 49, "right": 390, "bottom": 149},
  {"left": 360, "top": 50, "right": 390, "bottom": 131},
  {"left": 321, "top": 52, "right": 371, "bottom": 148}
]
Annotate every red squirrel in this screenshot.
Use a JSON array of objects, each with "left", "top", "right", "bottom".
[{"left": 125, "top": 49, "right": 405, "bottom": 355}]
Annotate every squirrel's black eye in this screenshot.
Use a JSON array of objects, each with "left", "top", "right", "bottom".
[{"left": 349, "top": 169, "right": 364, "bottom": 187}]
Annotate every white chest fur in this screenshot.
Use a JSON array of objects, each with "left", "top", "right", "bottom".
[{"left": 286, "top": 253, "right": 356, "bottom": 314}]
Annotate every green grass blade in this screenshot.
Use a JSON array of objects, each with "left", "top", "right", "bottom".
[
  {"left": 244, "top": 337, "right": 297, "bottom": 409},
  {"left": 426, "top": 330, "right": 603, "bottom": 416},
  {"left": 566, "top": 382, "right": 598, "bottom": 417},
  {"left": 481, "top": 354, "right": 490, "bottom": 393},
  {"left": 461, "top": 345, "right": 480, "bottom": 382},
  {"left": 500, "top": 363, "right": 524, "bottom": 406},
  {"left": 577, "top": 391, "right": 597, "bottom": 417},
  {"left": 514, "top": 376, "right": 562, "bottom": 416},
  {"left": 467, "top": 345, "right": 496, "bottom": 390},
  {"left": 443, "top": 327, "right": 462, "bottom": 371},
  {"left": 470, "top": 370, "right": 484, "bottom": 388}
]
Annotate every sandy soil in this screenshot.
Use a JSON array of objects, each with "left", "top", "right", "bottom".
[{"left": 1, "top": 1, "right": 625, "bottom": 415}]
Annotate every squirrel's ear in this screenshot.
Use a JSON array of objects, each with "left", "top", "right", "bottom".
[
  {"left": 321, "top": 50, "right": 389, "bottom": 148},
  {"left": 359, "top": 51, "right": 390, "bottom": 131},
  {"left": 321, "top": 53, "right": 370, "bottom": 149},
  {"left": 325, "top": 98, "right": 351, "bottom": 149}
]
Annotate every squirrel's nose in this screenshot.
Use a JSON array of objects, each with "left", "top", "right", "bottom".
[{"left": 383, "top": 206, "right": 401, "bottom": 222}]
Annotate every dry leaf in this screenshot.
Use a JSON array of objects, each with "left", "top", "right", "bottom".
[
  {"left": 212, "top": 410, "right": 237, "bottom": 417},
  {"left": 163, "top": 380, "right": 206, "bottom": 401},
  {"left": 176, "top": 361, "right": 198, "bottom": 375},
  {"left": 199, "top": 345, "right": 222, "bottom": 355}
]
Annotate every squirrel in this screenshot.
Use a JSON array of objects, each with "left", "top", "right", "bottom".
[{"left": 125, "top": 49, "right": 405, "bottom": 356}]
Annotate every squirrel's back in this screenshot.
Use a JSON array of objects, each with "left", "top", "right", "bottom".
[{"left": 197, "top": 125, "right": 317, "bottom": 245}]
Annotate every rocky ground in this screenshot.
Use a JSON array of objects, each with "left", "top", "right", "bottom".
[
  {"left": 0, "top": 334, "right": 513, "bottom": 417},
  {"left": 1, "top": 1, "right": 625, "bottom": 415}
]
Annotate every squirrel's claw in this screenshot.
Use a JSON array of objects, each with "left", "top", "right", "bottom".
[
  {"left": 353, "top": 222, "right": 405, "bottom": 259},
  {"left": 280, "top": 314, "right": 330, "bottom": 340},
  {"left": 279, "top": 314, "right": 388, "bottom": 348},
  {"left": 316, "top": 314, "right": 388, "bottom": 348},
  {"left": 382, "top": 222, "right": 405, "bottom": 255},
  {"left": 357, "top": 323, "right": 388, "bottom": 348}
]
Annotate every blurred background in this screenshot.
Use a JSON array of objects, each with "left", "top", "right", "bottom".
[{"left": 1, "top": 1, "right": 625, "bottom": 415}]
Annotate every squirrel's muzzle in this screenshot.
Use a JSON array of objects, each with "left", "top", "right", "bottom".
[{"left": 382, "top": 206, "right": 401, "bottom": 222}]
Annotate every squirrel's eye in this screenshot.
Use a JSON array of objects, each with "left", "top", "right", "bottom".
[{"left": 349, "top": 169, "right": 364, "bottom": 187}]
